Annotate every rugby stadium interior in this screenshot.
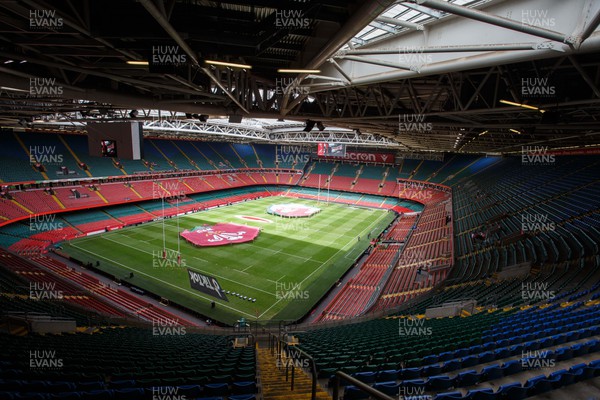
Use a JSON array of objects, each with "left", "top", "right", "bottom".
[{"left": 0, "top": 0, "right": 599, "bottom": 399}]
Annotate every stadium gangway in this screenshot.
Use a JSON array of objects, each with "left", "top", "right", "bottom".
[
  {"left": 331, "top": 371, "right": 395, "bottom": 400},
  {"left": 269, "top": 333, "right": 318, "bottom": 400}
]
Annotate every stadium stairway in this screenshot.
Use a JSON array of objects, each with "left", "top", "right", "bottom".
[{"left": 257, "top": 346, "right": 331, "bottom": 400}]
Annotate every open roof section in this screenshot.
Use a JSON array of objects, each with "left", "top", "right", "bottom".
[{"left": 345, "top": 0, "right": 480, "bottom": 48}]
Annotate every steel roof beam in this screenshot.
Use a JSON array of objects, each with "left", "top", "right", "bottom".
[
  {"left": 375, "top": 16, "right": 425, "bottom": 31},
  {"left": 138, "top": 0, "right": 250, "bottom": 114},
  {"left": 414, "top": 0, "right": 572, "bottom": 44}
]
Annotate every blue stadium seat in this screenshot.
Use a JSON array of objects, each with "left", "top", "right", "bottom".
[
  {"left": 527, "top": 378, "right": 555, "bottom": 396},
  {"left": 481, "top": 364, "right": 503, "bottom": 381},
  {"left": 228, "top": 395, "right": 256, "bottom": 400},
  {"left": 549, "top": 369, "right": 573, "bottom": 388},
  {"left": 76, "top": 382, "right": 104, "bottom": 392},
  {"left": 508, "top": 345, "right": 524, "bottom": 357},
  {"left": 580, "top": 367, "right": 597, "bottom": 381},
  {"left": 231, "top": 381, "right": 256, "bottom": 395},
  {"left": 524, "top": 375, "right": 546, "bottom": 395},
  {"left": 376, "top": 370, "right": 398, "bottom": 381},
  {"left": 479, "top": 351, "right": 495, "bottom": 364},
  {"left": 343, "top": 386, "right": 369, "bottom": 400},
  {"left": 400, "top": 379, "right": 426, "bottom": 390},
  {"left": 438, "top": 352, "right": 454, "bottom": 362},
  {"left": 48, "top": 394, "right": 81, "bottom": 400},
  {"left": 571, "top": 343, "right": 589, "bottom": 357},
  {"left": 565, "top": 331, "right": 580, "bottom": 342},
  {"left": 0, "top": 382, "right": 22, "bottom": 392},
  {"left": 352, "top": 371, "right": 376, "bottom": 384},
  {"left": 203, "top": 383, "right": 229, "bottom": 397},
  {"left": 465, "top": 388, "right": 495, "bottom": 400},
  {"left": 423, "top": 364, "right": 443, "bottom": 376},
  {"left": 113, "top": 387, "right": 144, "bottom": 400},
  {"left": 79, "top": 390, "right": 113, "bottom": 400},
  {"left": 422, "top": 355, "right": 439, "bottom": 365},
  {"left": 434, "top": 391, "right": 463, "bottom": 400},
  {"left": 109, "top": 380, "right": 135, "bottom": 389},
  {"left": 555, "top": 347, "right": 573, "bottom": 361},
  {"left": 461, "top": 355, "right": 479, "bottom": 368},
  {"left": 46, "top": 382, "right": 76, "bottom": 393},
  {"left": 569, "top": 362, "right": 587, "bottom": 372},
  {"left": 441, "top": 360, "right": 461, "bottom": 373},
  {"left": 493, "top": 348, "right": 510, "bottom": 360},
  {"left": 456, "top": 370, "right": 480, "bottom": 387},
  {"left": 14, "top": 394, "right": 48, "bottom": 400},
  {"left": 372, "top": 381, "right": 399, "bottom": 396},
  {"left": 426, "top": 375, "right": 454, "bottom": 391},
  {"left": 176, "top": 385, "right": 202, "bottom": 397},
  {"left": 497, "top": 382, "right": 527, "bottom": 400},
  {"left": 399, "top": 368, "right": 421, "bottom": 380},
  {"left": 501, "top": 359, "right": 522, "bottom": 376}
]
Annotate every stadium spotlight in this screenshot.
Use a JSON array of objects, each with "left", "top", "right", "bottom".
[
  {"left": 129, "top": 110, "right": 139, "bottom": 118},
  {"left": 499, "top": 99, "right": 545, "bottom": 113},
  {"left": 126, "top": 60, "right": 149, "bottom": 66},
  {"left": 205, "top": 60, "right": 252, "bottom": 69},
  {"left": 316, "top": 121, "right": 326, "bottom": 131},
  {"left": 198, "top": 114, "right": 208, "bottom": 122},
  {"left": 278, "top": 69, "right": 321, "bottom": 74},
  {"left": 303, "top": 120, "right": 316, "bottom": 132}
]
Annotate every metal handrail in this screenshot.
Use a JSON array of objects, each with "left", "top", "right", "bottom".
[
  {"left": 269, "top": 333, "right": 318, "bottom": 400},
  {"left": 331, "top": 371, "right": 395, "bottom": 400}
]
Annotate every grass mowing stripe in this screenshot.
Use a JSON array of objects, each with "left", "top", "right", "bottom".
[
  {"left": 98, "top": 235, "right": 276, "bottom": 296},
  {"left": 258, "top": 208, "right": 391, "bottom": 319},
  {"left": 63, "top": 196, "right": 394, "bottom": 324},
  {"left": 68, "top": 241, "right": 256, "bottom": 318}
]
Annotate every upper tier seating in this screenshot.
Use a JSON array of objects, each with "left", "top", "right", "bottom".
[
  {"left": 450, "top": 156, "right": 600, "bottom": 282},
  {"left": 0, "top": 133, "right": 310, "bottom": 184}
]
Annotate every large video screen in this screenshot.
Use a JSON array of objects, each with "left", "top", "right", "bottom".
[
  {"left": 317, "top": 142, "right": 346, "bottom": 157},
  {"left": 87, "top": 122, "right": 143, "bottom": 160},
  {"left": 100, "top": 140, "right": 117, "bottom": 157}
]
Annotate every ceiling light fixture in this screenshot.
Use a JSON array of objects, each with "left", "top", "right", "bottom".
[
  {"left": 499, "top": 99, "right": 545, "bottom": 113},
  {"left": 126, "top": 60, "right": 149, "bottom": 65},
  {"left": 277, "top": 69, "right": 321, "bottom": 74},
  {"left": 509, "top": 128, "right": 522, "bottom": 135},
  {"left": 0, "top": 86, "right": 27, "bottom": 92},
  {"left": 205, "top": 60, "right": 252, "bottom": 69}
]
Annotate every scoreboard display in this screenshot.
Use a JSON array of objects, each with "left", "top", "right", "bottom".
[
  {"left": 317, "top": 142, "right": 346, "bottom": 157},
  {"left": 87, "top": 122, "right": 143, "bottom": 160}
]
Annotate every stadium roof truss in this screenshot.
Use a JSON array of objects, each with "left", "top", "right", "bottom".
[
  {"left": 25, "top": 112, "right": 402, "bottom": 148},
  {"left": 0, "top": 0, "right": 599, "bottom": 153}
]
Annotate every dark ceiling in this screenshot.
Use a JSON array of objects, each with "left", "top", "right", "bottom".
[{"left": 0, "top": 0, "right": 599, "bottom": 154}]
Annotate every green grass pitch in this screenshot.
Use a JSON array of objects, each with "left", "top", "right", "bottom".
[{"left": 62, "top": 196, "right": 395, "bottom": 325}]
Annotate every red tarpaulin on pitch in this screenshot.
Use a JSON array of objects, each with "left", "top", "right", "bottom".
[{"left": 181, "top": 222, "right": 260, "bottom": 247}]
